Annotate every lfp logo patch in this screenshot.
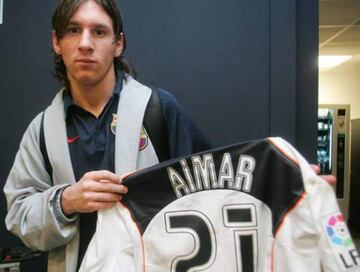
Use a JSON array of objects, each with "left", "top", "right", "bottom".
[
  {"left": 326, "top": 214, "right": 353, "bottom": 247},
  {"left": 322, "top": 213, "right": 359, "bottom": 271}
]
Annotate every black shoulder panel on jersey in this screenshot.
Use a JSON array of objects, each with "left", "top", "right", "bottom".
[{"left": 122, "top": 139, "right": 304, "bottom": 235}]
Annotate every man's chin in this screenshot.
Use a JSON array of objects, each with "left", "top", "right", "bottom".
[
  {"left": 72, "top": 74, "right": 100, "bottom": 87},
  {"left": 68, "top": 68, "right": 115, "bottom": 88}
]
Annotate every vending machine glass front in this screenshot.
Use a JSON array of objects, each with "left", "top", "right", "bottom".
[{"left": 317, "top": 108, "right": 334, "bottom": 175}]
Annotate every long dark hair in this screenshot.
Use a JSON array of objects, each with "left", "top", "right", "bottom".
[{"left": 51, "top": 0, "right": 134, "bottom": 88}]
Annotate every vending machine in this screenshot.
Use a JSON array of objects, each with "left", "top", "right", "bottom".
[
  {"left": 317, "top": 104, "right": 351, "bottom": 218},
  {"left": 349, "top": 118, "right": 360, "bottom": 232}
]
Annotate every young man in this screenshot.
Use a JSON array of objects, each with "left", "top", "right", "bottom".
[{"left": 3, "top": 0, "right": 210, "bottom": 271}]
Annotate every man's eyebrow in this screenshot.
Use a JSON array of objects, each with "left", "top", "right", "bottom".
[
  {"left": 93, "top": 24, "right": 112, "bottom": 30},
  {"left": 67, "top": 20, "right": 112, "bottom": 30},
  {"left": 67, "top": 20, "right": 80, "bottom": 26}
]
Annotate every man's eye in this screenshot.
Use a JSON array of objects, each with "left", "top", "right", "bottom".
[
  {"left": 67, "top": 27, "right": 79, "bottom": 34},
  {"left": 94, "top": 29, "right": 105, "bottom": 36}
]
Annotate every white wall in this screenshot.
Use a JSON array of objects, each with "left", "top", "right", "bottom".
[{"left": 319, "top": 58, "right": 360, "bottom": 120}]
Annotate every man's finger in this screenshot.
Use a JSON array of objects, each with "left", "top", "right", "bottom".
[
  {"left": 84, "top": 170, "right": 122, "bottom": 184},
  {"left": 310, "top": 164, "right": 320, "bottom": 175},
  {"left": 319, "top": 175, "right": 337, "bottom": 186},
  {"left": 82, "top": 181, "right": 128, "bottom": 194},
  {"left": 309, "top": 164, "right": 337, "bottom": 186},
  {"left": 84, "top": 192, "right": 124, "bottom": 202}
]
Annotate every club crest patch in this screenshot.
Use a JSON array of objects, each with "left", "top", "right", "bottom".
[
  {"left": 110, "top": 113, "right": 148, "bottom": 151},
  {"left": 139, "top": 126, "right": 149, "bottom": 151},
  {"left": 110, "top": 113, "right": 117, "bottom": 135},
  {"left": 322, "top": 213, "right": 360, "bottom": 271}
]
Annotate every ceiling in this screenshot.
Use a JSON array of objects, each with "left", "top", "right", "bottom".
[{"left": 319, "top": 0, "right": 360, "bottom": 61}]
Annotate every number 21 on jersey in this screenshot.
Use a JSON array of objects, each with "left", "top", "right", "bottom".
[{"left": 164, "top": 204, "right": 258, "bottom": 272}]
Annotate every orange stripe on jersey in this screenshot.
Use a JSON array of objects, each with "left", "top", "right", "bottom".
[
  {"left": 271, "top": 239, "right": 275, "bottom": 272},
  {"left": 275, "top": 191, "right": 306, "bottom": 237},
  {"left": 270, "top": 192, "right": 307, "bottom": 271},
  {"left": 267, "top": 138, "right": 307, "bottom": 271},
  {"left": 121, "top": 200, "right": 147, "bottom": 272},
  {"left": 267, "top": 137, "right": 299, "bottom": 166}
]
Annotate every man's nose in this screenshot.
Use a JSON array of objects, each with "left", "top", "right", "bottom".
[{"left": 78, "top": 30, "right": 94, "bottom": 51}]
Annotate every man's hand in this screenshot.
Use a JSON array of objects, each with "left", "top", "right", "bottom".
[
  {"left": 310, "top": 164, "right": 337, "bottom": 186},
  {"left": 61, "top": 170, "right": 128, "bottom": 215}
]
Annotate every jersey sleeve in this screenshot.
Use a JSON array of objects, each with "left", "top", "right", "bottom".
[
  {"left": 270, "top": 137, "right": 360, "bottom": 272},
  {"left": 310, "top": 176, "right": 360, "bottom": 272}
]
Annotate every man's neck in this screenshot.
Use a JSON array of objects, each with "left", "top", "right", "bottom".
[{"left": 68, "top": 75, "right": 117, "bottom": 117}]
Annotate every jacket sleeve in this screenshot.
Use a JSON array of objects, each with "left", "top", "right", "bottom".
[
  {"left": 3, "top": 113, "right": 78, "bottom": 251},
  {"left": 158, "top": 89, "right": 212, "bottom": 158}
]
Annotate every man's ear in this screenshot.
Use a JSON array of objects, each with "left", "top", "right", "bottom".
[
  {"left": 114, "top": 33, "right": 125, "bottom": 57},
  {"left": 52, "top": 31, "right": 62, "bottom": 55}
]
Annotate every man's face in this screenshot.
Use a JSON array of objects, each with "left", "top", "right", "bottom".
[{"left": 52, "top": 0, "right": 123, "bottom": 88}]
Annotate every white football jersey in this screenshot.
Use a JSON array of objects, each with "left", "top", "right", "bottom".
[{"left": 80, "top": 138, "right": 360, "bottom": 272}]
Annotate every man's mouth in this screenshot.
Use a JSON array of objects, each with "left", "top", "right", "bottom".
[{"left": 76, "top": 58, "right": 96, "bottom": 64}]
